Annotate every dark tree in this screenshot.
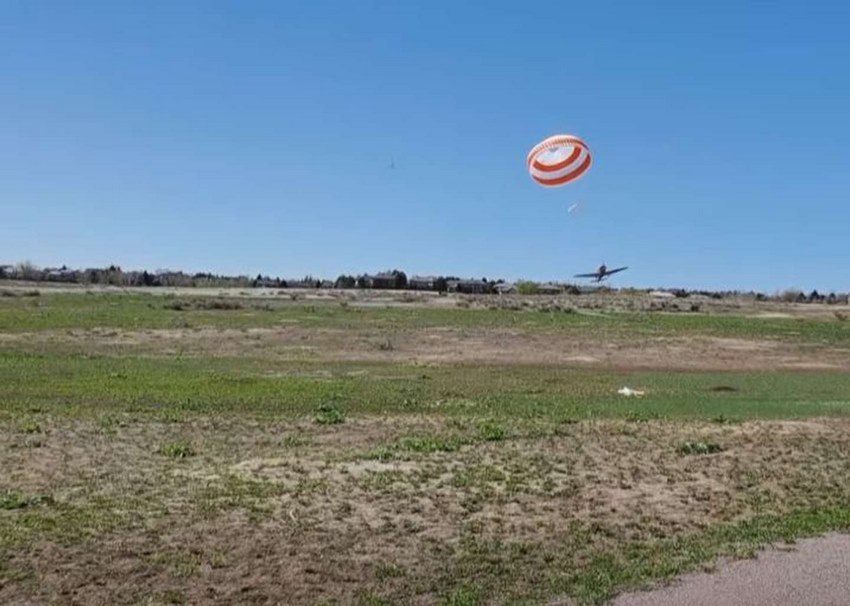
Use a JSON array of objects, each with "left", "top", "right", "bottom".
[
  {"left": 335, "top": 275, "right": 356, "bottom": 289},
  {"left": 392, "top": 270, "right": 407, "bottom": 290}
]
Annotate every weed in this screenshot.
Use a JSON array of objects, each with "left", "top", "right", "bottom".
[
  {"left": 145, "top": 550, "right": 201, "bottom": 578},
  {"left": 374, "top": 561, "right": 406, "bottom": 580},
  {"left": 477, "top": 421, "right": 506, "bottom": 442},
  {"left": 709, "top": 385, "right": 739, "bottom": 392},
  {"left": 357, "top": 592, "right": 394, "bottom": 606},
  {"left": 158, "top": 441, "right": 196, "bottom": 458},
  {"left": 17, "top": 418, "right": 42, "bottom": 434},
  {"left": 158, "top": 590, "right": 186, "bottom": 605},
  {"left": 98, "top": 413, "right": 126, "bottom": 432},
  {"left": 360, "top": 434, "right": 465, "bottom": 461},
  {"left": 164, "top": 298, "right": 245, "bottom": 311},
  {"left": 400, "top": 435, "right": 463, "bottom": 453},
  {"left": 678, "top": 441, "right": 724, "bottom": 455},
  {"left": 711, "top": 414, "right": 735, "bottom": 425},
  {"left": 441, "top": 583, "right": 482, "bottom": 606},
  {"left": 0, "top": 491, "right": 54, "bottom": 510},
  {"left": 315, "top": 402, "right": 346, "bottom": 425},
  {"left": 281, "top": 434, "right": 311, "bottom": 448},
  {"left": 363, "top": 446, "right": 395, "bottom": 461},
  {"left": 625, "top": 410, "right": 661, "bottom": 423}
]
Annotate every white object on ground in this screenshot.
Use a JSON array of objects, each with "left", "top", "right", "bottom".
[{"left": 618, "top": 386, "right": 645, "bottom": 397}]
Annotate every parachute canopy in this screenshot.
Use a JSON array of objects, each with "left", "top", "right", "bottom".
[{"left": 527, "top": 134, "right": 591, "bottom": 187}]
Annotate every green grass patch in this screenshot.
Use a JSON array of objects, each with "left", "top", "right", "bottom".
[
  {"left": 560, "top": 506, "right": 850, "bottom": 604},
  {"left": 0, "top": 491, "right": 54, "bottom": 510},
  {"left": 2, "top": 293, "right": 850, "bottom": 346},
  {"left": 1, "top": 353, "right": 849, "bottom": 422},
  {"left": 431, "top": 506, "right": 850, "bottom": 605},
  {"left": 362, "top": 434, "right": 466, "bottom": 461}
]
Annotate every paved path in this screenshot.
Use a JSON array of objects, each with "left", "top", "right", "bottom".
[{"left": 613, "top": 533, "right": 850, "bottom": 606}]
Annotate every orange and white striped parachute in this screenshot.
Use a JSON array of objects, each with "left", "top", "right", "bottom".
[{"left": 527, "top": 134, "right": 591, "bottom": 187}]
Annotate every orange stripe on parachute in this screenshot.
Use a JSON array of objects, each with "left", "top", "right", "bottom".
[
  {"left": 531, "top": 154, "right": 592, "bottom": 186},
  {"left": 532, "top": 145, "right": 582, "bottom": 173}
]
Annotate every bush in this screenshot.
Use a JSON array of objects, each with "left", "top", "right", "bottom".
[
  {"left": 315, "top": 402, "right": 345, "bottom": 425},
  {"left": 779, "top": 289, "right": 804, "bottom": 303},
  {"left": 516, "top": 281, "right": 540, "bottom": 295}
]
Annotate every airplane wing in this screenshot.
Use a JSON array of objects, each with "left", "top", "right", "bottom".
[
  {"left": 604, "top": 266, "right": 629, "bottom": 275},
  {"left": 574, "top": 272, "right": 600, "bottom": 278}
]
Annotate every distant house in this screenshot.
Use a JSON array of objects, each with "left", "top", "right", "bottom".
[
  {"left": 366, "top": 272, "right": 398, "bottom": 289},
  {"left": 252, "top": 277, "right": 280, "bottom": 288},
  {"left": 537, "top": 283, "right": 563, "bottom": 295},
  {"left": 287, "top": 279, "right": 320, "bottom": 289},
  {"left": 409, "top": 275, "right": 438, "bottom": 291},
  {"left": 577, "top": 285, "right": 603, "bottom": 294},
  {"left": 649, "top": 290, "right": 676, "bottom": 299},
  {"left": 450, "top": 279, "right": 491, "bottom": 295},
  {"left": 494, "top": 282, "right": 516, "bottom": 295},
  {"left": 45, "top": 268, "right": 78, "bottom": 283}
]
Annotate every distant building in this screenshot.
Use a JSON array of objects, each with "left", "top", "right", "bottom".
[
  {"left": 449, "top": 279, "right": 490, "bottom": 295},
  {"left": 252, "top": 277, "right": 280, "bottom": 288},
  {"left": 409, "top": 275, "right": 438, "bottom": 291},
  {"left": 537, "top": 283, "right": 563, "bottom": 295},
  {"left": 286, "top": 279, "right": 320, "bottom": 289},
  {"left": 365, "top": 272, "right": 399, "bottom": 289},
  {"left": 45, "top": 268, "right": 78, "bottom": 283}
]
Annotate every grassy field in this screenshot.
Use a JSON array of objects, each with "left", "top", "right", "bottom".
[{"left": 2, "top": 289, "right": 850, "bottom": 604}]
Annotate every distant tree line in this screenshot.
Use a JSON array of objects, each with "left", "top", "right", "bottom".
[
  {"left": 0, "top": 262, "right": 257, "bottom": 288},
  {"left": 1, "top": 261, "right": 847, "bottom": 303}
]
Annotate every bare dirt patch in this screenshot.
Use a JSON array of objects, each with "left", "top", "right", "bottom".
[{"left": 4, "top": 326, "right": 850, "bottom": 371}]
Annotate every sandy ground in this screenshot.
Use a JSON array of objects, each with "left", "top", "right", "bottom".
[{"left": 612, "top": 533, "right": 850, "bottom": 606}]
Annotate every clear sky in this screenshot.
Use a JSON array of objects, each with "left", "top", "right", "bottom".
[{"left": 2, "top": 1, "right": 849, "bottom": 292}]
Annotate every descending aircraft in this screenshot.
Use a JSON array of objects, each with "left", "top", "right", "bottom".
[{"left": 574, "top": 263, "right": 629, "bottom": 283}]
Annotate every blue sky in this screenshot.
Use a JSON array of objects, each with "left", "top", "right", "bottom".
[{"left": 2, "top": 1, "right": 849, "bottom": 291}]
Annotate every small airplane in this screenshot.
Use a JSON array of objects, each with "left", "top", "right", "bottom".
[{"left": 574, "top": 263, "right": 629, "bottom": 283}]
